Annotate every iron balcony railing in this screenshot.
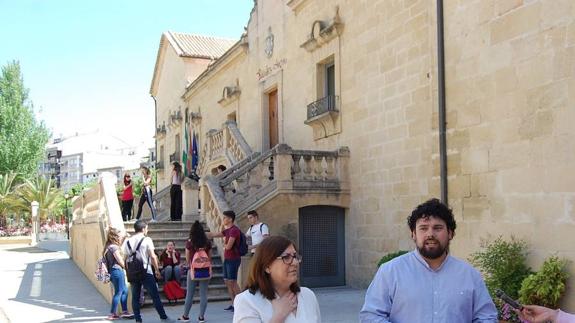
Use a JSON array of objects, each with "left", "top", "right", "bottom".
[
  {"left": 307, "top": 95, "right": 339, "bottom": 120},
  {"left": 307, "top": 95, "right": 338, "bottom": 120}
]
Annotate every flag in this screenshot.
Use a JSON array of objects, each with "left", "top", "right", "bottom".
[
  {"left": 182, "top": 120, "right": 189, "bottom": 177},
  {"left": 191, "top": 131, "right": 198, "bottom": 178}
]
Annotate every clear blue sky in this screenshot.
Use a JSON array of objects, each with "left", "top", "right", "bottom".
[{"left": 0, "top": 0, "right": 253, "bottom": 147}]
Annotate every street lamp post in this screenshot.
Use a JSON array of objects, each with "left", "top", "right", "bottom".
[{"left": 64, "top": 193, "right": 71, "bottom": 240}]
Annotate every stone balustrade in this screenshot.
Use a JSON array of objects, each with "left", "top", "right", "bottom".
[
  {"left": 197, "top": 121, "right": 253, "bottom": 175},
  {"left": 69, "top": 172, "right": 124, "bottom": 305},
  {"left": 200, "top": 144, "right": 350, "bottom": 238}
]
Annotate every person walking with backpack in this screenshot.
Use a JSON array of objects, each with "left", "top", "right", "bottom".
[
  {"left": 245, "top": 210, "right": 269, "bottom": 255},
  {"left": 103, "top": 227, "right": 133, "bottom": 320},
  {"left": 207, "top": 210, "right": 242, "bottom": 312},
  {"left": 122, "top": 220, "right": 174, "bottom": 323},
  {"left": 178, "top": 220, "right": 212, "bottom": 322}
]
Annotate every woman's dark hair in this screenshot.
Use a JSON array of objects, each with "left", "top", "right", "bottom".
[
  {"left": 159, "top": 240, "right": 175, "bottom": 259},
  {"left": 189, "top": 220, "right": 210, "bottom": 251},
  {"left": 123, "top": 173, "right": 131, "bottom": 186},
  {"left": 407, "top": 198, "right": 457, "bottom": 233},
  {"left": 141, "top": 166, "right": 150, "bottom": 176},
  {"left": 173, "top": 162, "right": 182, "bottom": 174},
  {"left": 246, "top": 236, "right": 300, "bottom": 300}
]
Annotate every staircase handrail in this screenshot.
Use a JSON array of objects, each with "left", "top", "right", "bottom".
[
  {"left": 200, "top": 175, "right": 232, "bottom": 260},
  {"left": 225, "top": 120, "right": 253, "bottom": 160},
  {"left": 197, "top": 121, "right": 253, "bottom": 176}
]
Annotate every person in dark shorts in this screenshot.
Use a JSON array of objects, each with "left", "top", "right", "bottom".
[{"left": 208, "top": 210, "right": 241, "bottom": 312}]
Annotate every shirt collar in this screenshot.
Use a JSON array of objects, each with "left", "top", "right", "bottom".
[{"left": 412, "top": 248, "right": 450, "bottom": 272}]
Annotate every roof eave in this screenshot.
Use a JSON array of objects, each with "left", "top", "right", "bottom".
[{"left": 182, "top": 39, "right": 246, "bottom": 100}]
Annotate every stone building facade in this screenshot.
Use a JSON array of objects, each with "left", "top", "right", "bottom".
[{"left": 153, "top": 0, "right": 575, "bottom": 308}]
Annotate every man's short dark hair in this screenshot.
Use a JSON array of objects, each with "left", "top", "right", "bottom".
[
  {"left": 247, "top": 210, "right": 258, "bottom": 217},
  {"left": 407, "top": 198, "right": 456, "bottom": 233},
  {"left": 223, "top": 210, "right": 236, "bottom": 222},
  {"left": 134, "top": 220, "right": 147, "bottom": 233}
]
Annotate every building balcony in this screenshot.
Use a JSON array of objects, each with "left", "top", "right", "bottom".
[{"left": 304, "top": 95, "right": 341, "bottom": 140}]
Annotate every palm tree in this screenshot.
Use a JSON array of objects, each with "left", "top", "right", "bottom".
[
  {"left": 11, "top": 176, "right": 61, "bottom": 223},
  {"left": 0, "top": 172, "right": 20, "bottom": 226}
]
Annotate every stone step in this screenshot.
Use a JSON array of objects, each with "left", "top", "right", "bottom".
[
  {"left": 142, "top": 294, "right": 230, "bottom": 307},
  {"left": 141, "top": 282, "right": 230, "bottom": 306},
  {"left": 124, "top": 221, "right": 208, "bottom": 231},
  {"left": 125, "top": 219, "right": 230, "bottom": 306}
]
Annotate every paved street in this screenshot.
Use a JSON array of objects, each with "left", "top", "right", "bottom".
[{"left": 0, "top": 241, "right": 365, "bottom": 323}]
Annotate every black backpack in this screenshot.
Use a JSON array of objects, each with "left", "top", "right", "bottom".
[
  {"left": 126, "top": 238, "right": 149, "bottom": 283},
  {"left": 238, "top": 231, "right": 249, "bottom": 257}
]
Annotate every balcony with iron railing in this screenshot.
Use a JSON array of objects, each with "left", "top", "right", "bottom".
[
  {"left": 304, "top": 95, "right": 341, "bottom": 139},
  {"left": 169, "top": 152, "right": 180, "bottom": 164},
  {"left": 307, "top": 95, "right": 338, "bottom": 120},
  {"left": 156, "top": 123, "right": 167, "bottom": 137}
]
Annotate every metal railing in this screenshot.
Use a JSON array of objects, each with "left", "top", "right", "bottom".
[{"left": 307, "top": 95, "right": 338, "bottom": 119}]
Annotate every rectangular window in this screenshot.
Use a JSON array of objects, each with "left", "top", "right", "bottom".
[{"left": 325, "top": 63, "right": 335, "bottom": 97}]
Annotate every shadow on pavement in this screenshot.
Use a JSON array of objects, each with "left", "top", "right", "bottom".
[
  {"left": 10, "top": 248, "right": 110, "bottom": 322},
  {"left": 7, "top": 246, "right": 55, "bottom": 254}
]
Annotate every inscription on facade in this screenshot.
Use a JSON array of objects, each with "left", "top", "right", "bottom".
[{"left": 256, "top": 58, "right": 287, "bottom": 81}]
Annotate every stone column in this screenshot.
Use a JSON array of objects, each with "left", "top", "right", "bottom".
[
  {"left": 182, "top": 177, "right": 199, "bottom": 222},
  {"left": 30, "top": 201, "right": 39, "bottom": 246}
]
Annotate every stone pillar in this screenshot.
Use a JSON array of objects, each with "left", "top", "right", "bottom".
[
  {"left": 30, "top": 201, "right": 39, "bottom": 246},
  {"left": 182, "top": 177, "right": 199, "bottom": 222},
  {"left": 275, "top": 144, "right": 293, "bottom": 191}
]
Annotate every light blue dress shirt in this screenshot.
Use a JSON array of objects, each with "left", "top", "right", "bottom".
[{"left": 359, "top": 250, "right": 498, "bottom": 323}]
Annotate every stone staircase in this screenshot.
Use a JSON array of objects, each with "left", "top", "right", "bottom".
[{"left": 124, "top": 220, "right": 230, "bottom": 306}]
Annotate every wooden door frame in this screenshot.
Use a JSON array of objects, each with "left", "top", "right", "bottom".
[
  {"left": 261, "top": 84, "right": 281, "bottom": 151},
  {"left": 268, "top": 89, "right": 279, "bottom": 149}
]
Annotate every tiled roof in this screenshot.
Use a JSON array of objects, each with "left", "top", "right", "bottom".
[{"left": 166, "top": 31, "right": 237, "bottom": 59}]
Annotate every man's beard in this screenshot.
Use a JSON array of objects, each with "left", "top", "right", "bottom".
[{"left": 417, "top": 238, "right": 448, "bottom": 259}]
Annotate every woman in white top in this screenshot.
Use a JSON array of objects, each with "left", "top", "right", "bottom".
[
  {"left": 170, "top": 162, "right": 183, "bottom": 221},
  {"left": 233, "top": 236, "right": 321, "bottom": 323}
]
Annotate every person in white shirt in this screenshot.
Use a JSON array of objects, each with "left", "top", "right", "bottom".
[
  {"left": 233, "top": 236, "right": 321, "bottom": 323},
  {"left": 246, "top": 210, "right": 269, "bottom": 255},
  {"left": 122, "top": 220, "right": 173, "bottom": 323}
]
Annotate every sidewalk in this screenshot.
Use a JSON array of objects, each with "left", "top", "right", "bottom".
[{"left": 0, "top": 240, "right": 366, "bottom": 322}]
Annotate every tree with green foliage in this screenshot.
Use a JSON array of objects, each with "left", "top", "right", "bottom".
[
  {"left": 10, "top": 176, "right": 61, "bottom": 223},
  {"left": 0, "top": 171, "right": 20, "bottom": 224},
  {"left": 0, "top": 60, "right": 50, "bottom": 177}
]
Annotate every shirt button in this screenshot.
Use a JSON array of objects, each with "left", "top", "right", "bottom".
[
  {"left": 434, "top": 312, "right": 438, "bottom": 315},
  {"left": 434, "top": 291, "right": 437, "bottom": 295}
]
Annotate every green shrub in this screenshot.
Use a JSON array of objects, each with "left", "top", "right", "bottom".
[
  {"left": 469, "top": 236, "right": 532, "bottom": 299},
  {"left": 519, "top": 256, "right": 569, "bottom": 308},
  {"left": 377, "top": 250, "right": 409, "bottom": 267},
  {"left": 469, "top": 236, "right": 533, "bottom": 322}
]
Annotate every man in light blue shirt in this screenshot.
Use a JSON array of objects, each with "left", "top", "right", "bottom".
[{"left": 359, "top": 198, "right": 498, "bottom": 323}]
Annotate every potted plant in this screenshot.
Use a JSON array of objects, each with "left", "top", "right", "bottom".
[
  {"left": 469, "top": 236, "right": 533, "bottom": 322},
  {"left": 519, "top": 256, "right": 569, "bottom": 309}
]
